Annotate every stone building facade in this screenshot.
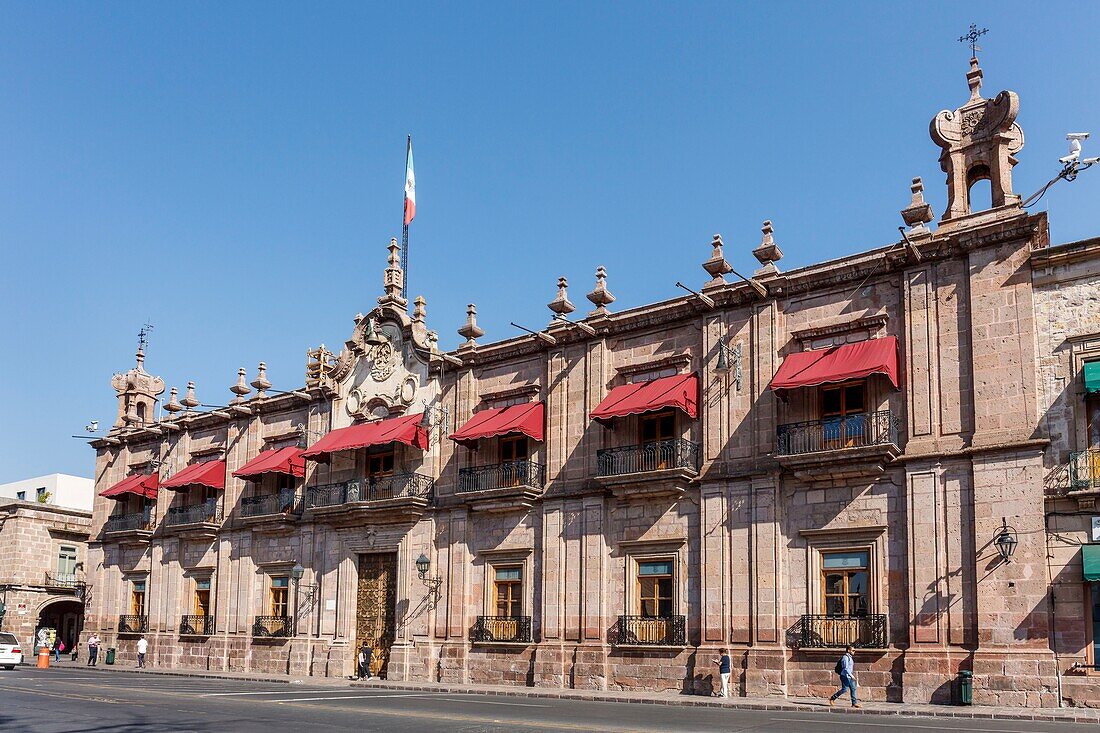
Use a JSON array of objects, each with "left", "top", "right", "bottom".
[
  {"left": 0, "top": 499, "right": 92, "bottom": 651},
  {"left": 83, "top": 57, "right": 1100, "bottom": 706}
]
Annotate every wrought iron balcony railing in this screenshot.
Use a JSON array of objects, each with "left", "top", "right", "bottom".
[
  {"left": 457, "top": 461, "right": 546, "bottom": 493},
  {"left": 164, "top": 501, "right": 222, "bottom": 527},
  {"left": 117, "top": 614, "right": 148, "bottom": 634},
  {"left": 305, "top": 473, "right": 434, "bottom": 509},
  {"left": 794, "top": 614, "right": 888, "bottom": 649},
  {"left": 104, "top": 510, "right": 154, "bottom": 534},
  {"left": 776, "top": 410, "right": 899, "bottom": 457},
  {"left": 615, "top": 615, "right": 686, "bottom": 646},
  {"left": 44, "top": 572, "right": 84, "bottom": 590},
  {"left": 241, "top": 490, "right": 303, "bottom": 518},
  {"left": 596, "top": 439, "right": 699, "bottom": 477},
  {"left": 471, "top": 615, "right": 533, "bottom": 643},
  {"left": 179, "top": 614, "right": 214, "bottom": 636},
  {"left": 252, "top": 615, "right": 294, "bottom": 638},
  {"left": 1070, "top": 449, "right": 1100, "bottom": 491}
]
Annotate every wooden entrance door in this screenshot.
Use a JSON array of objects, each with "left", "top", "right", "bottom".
[{"left": 356, "top": 552, "right": 398, "bottom": 678}]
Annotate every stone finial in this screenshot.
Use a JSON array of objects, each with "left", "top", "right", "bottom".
[
  {"left": 164, "top": 387, "right": 183, "bottom": 414},
  {"left": 702, "top": 233, "right": 734, "bottom": 288},
  {"left": 230, "top": 367, "right": 251, "bottom": 403},
  {"left": 135, "top": 345, "right": 146, "bottom": 371},
  {"left": 900, "top": 177, "right": 935, "bottom": 234},
  {"left": 250, "top": 362, "right": 272, "bottom": 397},
  {"left": 966, "top": 56, "right": 983, "bottom": 102},
  {"left": 586, "top": 266, "right": 616, "bottom": 316},
  {"left": 379, "top": 238, "right": 407, "bottom": 306},
  {"left": 412, "top": 295, "right": 427, "bottom": 324},
  {"left": 180, "top": 381, "right": 200, "bottom": 410},
  {"left": 547, "top": 276, "right": 576, "bottom": 322},
  {"left": 753, "top": 220, "right": 783, "bottom": 275},
  {"left": 458, "top": 303, "right": 485, "bottom": 346}
]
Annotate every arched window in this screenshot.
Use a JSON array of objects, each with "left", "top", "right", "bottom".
[
  {"left": 966, "top": 164, "right": 992, "bottom": 213},
  {"left": 136, "top": 402, "right": 147, "bottom": 423}
]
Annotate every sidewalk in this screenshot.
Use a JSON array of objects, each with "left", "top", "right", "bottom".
[{"left": 69, "top": 663, "right": 1100, "bottom": 725}]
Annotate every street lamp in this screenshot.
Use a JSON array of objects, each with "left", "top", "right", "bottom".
[
  {"left": 415, "top": 554, "right": 442, "bottom": 611},
  {"left": 994, "top": 518, "right": 1018, "bottom": 563}
]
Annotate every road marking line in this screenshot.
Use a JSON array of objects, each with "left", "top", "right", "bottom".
[
  {"left": 770, "top": 717, "right": 1044, "bottom": 732},
  {"left": 435, "top": 696, "right": 554, "bottom": 708},
  {"left": 201, "top": 689, "right": 373, "bottom": 697},
  {"left": 276, "top": 693, "right": 438, "bottom": 703}
]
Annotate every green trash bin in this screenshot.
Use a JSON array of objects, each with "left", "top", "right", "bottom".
[
  {"left": 105, "top": 647, "right": 116, "bottom": 665},
  {"left": 958, "top": 670, "right": 972, "bottom": 705}
]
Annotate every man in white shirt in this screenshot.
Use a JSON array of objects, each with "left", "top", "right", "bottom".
[{"left": 136, "top": 635, "right": 148, "bottom": 669}]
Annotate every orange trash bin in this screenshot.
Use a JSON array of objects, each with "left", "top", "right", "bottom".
[{"left": 36, "top": 645, "right": 50, "bottom": 668}]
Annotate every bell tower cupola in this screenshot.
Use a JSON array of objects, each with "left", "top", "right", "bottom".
[
  {"left": 110, "top": 325, "right": 166, "bottom": 427},
  {"left": 930, "top": 38, "right": 1025, "bottom": 226}
]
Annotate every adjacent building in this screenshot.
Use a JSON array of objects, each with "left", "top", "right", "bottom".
[
  {"left": 82, "top": 55, "right": 1100, "bottom": 707},
  {"left": 0, "top": 474, "right": 95, "bottom": 512}
]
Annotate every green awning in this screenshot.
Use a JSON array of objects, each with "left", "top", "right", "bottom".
[
  {"left": 1085, "top": 361, "right": 1100, "bottom": 396},
  {"left": 1083, "top": 544, "right": 1100, "bottom": 582}
]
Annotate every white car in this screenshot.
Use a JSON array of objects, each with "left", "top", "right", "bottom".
[{"left": 0, "top": 633, "right": 24, "bottom": 669}]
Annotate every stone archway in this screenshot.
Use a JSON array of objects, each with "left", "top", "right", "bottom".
[{"left": 36, "top": 599, "right": 84, "bottom": 653}]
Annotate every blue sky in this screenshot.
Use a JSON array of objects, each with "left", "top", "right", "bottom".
[{"left": 1, "top": 2, "right": 1098, "bottom": 481}]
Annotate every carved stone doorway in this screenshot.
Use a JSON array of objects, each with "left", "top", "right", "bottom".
[{"left": 356, "top": 552, "right": 398, "bottom": 678}]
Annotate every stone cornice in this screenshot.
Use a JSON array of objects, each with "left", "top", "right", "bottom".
[
  {"left": 789, "top": 314, "right": 889, "bottom": 345},
  {"left": 478, "top": 384, "right": 541, "bottom": 405},
  {"left": 614, "top": 353, "right": 693, "bottom": 377}
]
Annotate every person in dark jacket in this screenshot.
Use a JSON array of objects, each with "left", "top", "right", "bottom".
[
  {"left": 829, "top": 645, "right": 860, "bottom": 708},
  {"left": 713, "top": 647, "right": 732, "bottom": 698},
  {"left": 356, "top": 644, "right": 372, "bottom": 680}
]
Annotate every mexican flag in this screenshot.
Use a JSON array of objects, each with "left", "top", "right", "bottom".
[{"left": 403, "top": 136, "right": 416, "bottom": 226}]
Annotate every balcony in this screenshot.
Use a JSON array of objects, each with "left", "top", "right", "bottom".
[
  {"left": 457, "top": 460, "right": 546, "bottom": 511},
  {"left": 117, "top": 614, "right": 148, "bottom": 635},
  {"left": 774, "top": 410, "right": 900, "bottom": 483},
  {"left": 594, "top": 439, "right": 700, "bottom": 499},
  {"left": 240, "top": 490, "right": 303, "bottom": 530},
  {"left": 44, "top": 573, "right": 85, "bottom": 594},
  {"left": 615, "top": 615, "right": 686, "bottom": 647},
  {"left": 163, "top": 501, "right": 222, "bottom": 538},
  {"left": 179, "top": 614, "right": 214, "bottom": 636},
  {"left": 103, "top": 510, "right": 155, "bottom": 542},
  {"left": 1070, "top": 449, "right": 1100, "bottom": 491},
  {"left": 790, "top": 614, "right": 888, "bottom": 650},
  {"left": 252, "top": 615, "right": 294, "bottom": 638},
  {"left": 471, "top": 615, "right": 533, "bottom": 645},
  {"left": 306, "top": 473, "right": 434, "bottom": 525}
]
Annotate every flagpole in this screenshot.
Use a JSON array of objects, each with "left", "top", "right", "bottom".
[{"left": 401, "top": 135, "right": 410, "bottom": 300}]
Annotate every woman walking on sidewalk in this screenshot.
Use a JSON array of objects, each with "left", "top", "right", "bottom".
[
  {"left": 828, "top": 645, "right": 860, "bottom": 708},
  {"left": 712, "top": 648, "right": 732, "bottom": 698}
]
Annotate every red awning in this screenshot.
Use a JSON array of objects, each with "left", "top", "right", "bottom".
[
  {"left": 769, "top": 336, "right": 899, "bottom": 392},
  {"left": 233, "top": 446, "right": 306, "bottom": 480},
  {"left": 99, "top": 473, "right": 159, "bottom": 501},
  {"left": 161, "top": 460, "right": 227, "bottom": 491},
  {"left": 301, "top": 413, "right": 429, "bottom": 461},
  {"left": 450, "top": 402, "right": 545, "bottom": 448},
  {"left": 590, "top": 373, "right": 699, "bottom": 422}
]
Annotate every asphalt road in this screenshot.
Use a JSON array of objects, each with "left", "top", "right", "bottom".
[{"left": 0, "top": 666, "right": 1087, "bottom": 733}]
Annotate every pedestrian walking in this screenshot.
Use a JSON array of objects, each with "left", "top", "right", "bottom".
[
  {"left": 87, "top": 633, "right": 100, "bottom": 667},
  {"left": 136, "top": 635, "right": 148, "bottom": 668},
  {"left": 828, "top": 645, "right": 860, "bottom": 708},
  {"left": 356, "top": 644, "right": 372, "bottom": 680},
  {"left": 712, "top": 647, "right": 731, "bottom": 698},
  {"left": 54, "top": 639, "right": 64, "bottom": 663}
]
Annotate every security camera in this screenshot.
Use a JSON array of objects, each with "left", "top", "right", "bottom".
[{"left": 1060, "top": 132, "right": 1092, "bottom": 165}]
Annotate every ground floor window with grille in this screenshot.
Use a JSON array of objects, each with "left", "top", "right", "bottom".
[
  {"left": 270, "top": 576, "right": 289, "bottom": 617},
  {"left": 821, "top": 550, "right": 870, "bottom": 616},
  {"left": 194, "top": 578, "right": 211, "bottom": 615},
  {"left": 493, "top": 566, "right": 522, "bottom": 617},
  {"left": 131, "top": 580, "right": 146, "bottom": 615}
]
